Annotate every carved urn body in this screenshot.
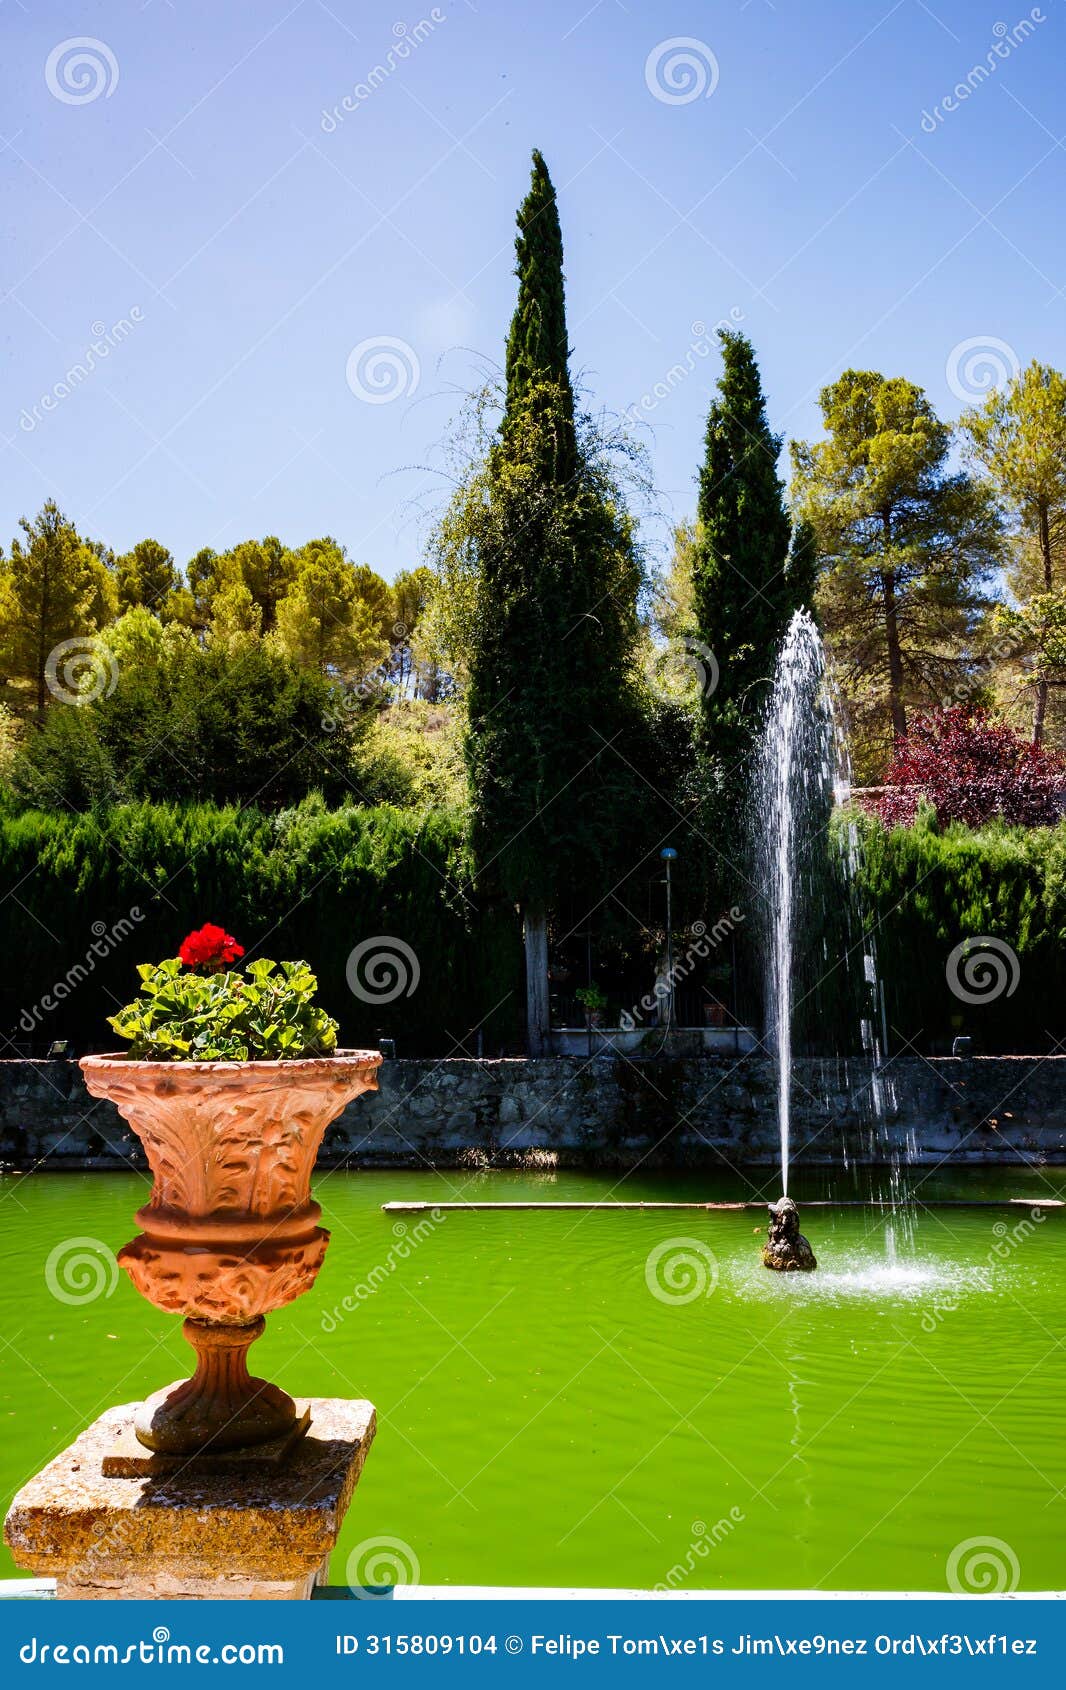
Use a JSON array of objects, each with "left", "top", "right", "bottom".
[{"left": 80, "top": 1052, "right": 381, "bottom": 1455}]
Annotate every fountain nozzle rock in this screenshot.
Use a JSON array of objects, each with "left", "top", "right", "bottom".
[{"left": 762, "top": 1196, "right": 817, "bottom": 1272}]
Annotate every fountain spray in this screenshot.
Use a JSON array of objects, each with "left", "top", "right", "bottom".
[{"left": 752, "top": 610, "right": 839, "bottom": 1271}]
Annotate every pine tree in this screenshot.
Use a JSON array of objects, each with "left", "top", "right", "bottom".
[
  {"left": 959, "top": 361, "right": 1066, "bottom": 743},
  {"left": 692, "top": 331, "right": 802, "bottom": 780},
  {"left": 0, "top": 500, "right": 115, "bottom": 721},
  {"left": 793, "top": 370, "right": 1003, "bottom": 776},
  {"left": 114, "top": 538, "right": 181, "bottom": 618}
]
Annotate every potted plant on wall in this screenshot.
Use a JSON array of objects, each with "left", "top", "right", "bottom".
[
  {"left": 575, "top": 983, "right": 608, "bottom": 1029},
  {"left": 575, "top": 983, "right": 609, "bottom": 1058},
  {"left": 80, "top": 924, "right": 381, "bottom": 1457}
]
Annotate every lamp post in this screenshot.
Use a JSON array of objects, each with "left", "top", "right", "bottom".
[{"left": 660, "top": 848, "right": 677, "bottom": 1034}]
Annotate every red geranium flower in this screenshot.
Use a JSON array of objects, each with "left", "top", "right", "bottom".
[{"left": 178, "top": 923, "right": 245, "bottom": 971}]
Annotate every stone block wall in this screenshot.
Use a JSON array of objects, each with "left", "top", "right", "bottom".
[{"left": 0, "top": 1054, "right": 1063, "bottom": 1170}]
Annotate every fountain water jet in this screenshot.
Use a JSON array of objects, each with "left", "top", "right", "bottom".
[
  {"left": 753, "top": 610, "right": 841, "bottom": 1205},
  {"left": 753, "top": 609, "right": 910, "bottom": 1272}
]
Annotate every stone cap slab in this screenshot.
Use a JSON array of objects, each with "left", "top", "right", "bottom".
[{"left": 4, "top": 1398, "right": 375, "bottom": 1595}]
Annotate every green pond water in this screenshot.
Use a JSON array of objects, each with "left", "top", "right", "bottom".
[{"left": 2, "top": 1165, "right": 1065, "bottom": 1592}]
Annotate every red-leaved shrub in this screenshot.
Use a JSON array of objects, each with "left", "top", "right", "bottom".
[{"left": 866, "top": 707, "right": 1065, "bottom": 829}]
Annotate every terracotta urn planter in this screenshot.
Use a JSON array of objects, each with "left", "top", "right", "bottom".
[{"left": 80, "top": 1051, "right": 381, "bottom": 1457}]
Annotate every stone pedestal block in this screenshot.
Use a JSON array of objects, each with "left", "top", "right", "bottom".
[{"left": 3, "top": 1398, "right": 375, "bottom": 1600}]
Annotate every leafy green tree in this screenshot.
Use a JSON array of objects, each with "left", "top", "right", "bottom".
[
  {"left": 438, "top": 150, "right": 643, "bottom": 1052},
  {"left": 10, "top": 638, "right": 360, "bottom": 809},
  {"left": 960, "top": 361, "right": 1066, "bottom": 742},
  {"left": 209, "top": 580, "right": 262, "bottom": 647},
  {"left": 0, "top": 500, "right": 115, "bottom": 720},
  {"left": 652, "top": 522, "right": 699, "bottom": 650},
  {"left": 114, "top": 538, "right": 181, "bottom": 619},
  {"left": 186, "top": 547, "right": 221, "bottom": 629},
  {"left": 692, "top": 330, "right": 808, "bottom": 778},
  {"left": 105, "top": 605, "right": 168, "bottom": 672},
  {"left": 185, "top": 537, "right": 296, "bottom": 633},
  {"left": 792, "top": 371, "right": 1002, "bottom": 777},
  {"left": 274, "top": 541, "right": 388, "bottom": 679},
  {"left": 227, "top": 536, "right": 295, "bottom": 631},
  {"left": 391, "top": 565, "right": 436, "bottom": 692},
  {"left": 352, "top": 564, "right": 394, "bottom": 646}
]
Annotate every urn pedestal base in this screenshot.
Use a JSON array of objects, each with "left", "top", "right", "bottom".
[
  {"left": 3, "top": 1398, "right": 376, "bottom": 1600},
  {"left": 135, "top": 1316, "right": 297, "bottom": 1455}
]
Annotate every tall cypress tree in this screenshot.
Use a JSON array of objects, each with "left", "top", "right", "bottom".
[
  {"left": 460, "top": 150, "right": 641, "bottom": 1053},
  {"left": 502, "top": 149, "right": 577, "bottom": 483},
  {"left": 692, "top": 330, "right": 808, "bottom": 779}
]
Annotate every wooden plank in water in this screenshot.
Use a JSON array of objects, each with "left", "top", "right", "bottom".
[{"left": 381, "top": 1198, "right": 1064, "bottom": 1213}]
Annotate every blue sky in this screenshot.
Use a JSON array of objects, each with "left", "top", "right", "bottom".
[{"left": 2, "top": 0, "right": 1063, "bottom": 579}]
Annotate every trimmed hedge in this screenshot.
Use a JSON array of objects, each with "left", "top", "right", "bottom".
[
  {"left": 0, "top": 798, "right": 522, "bottom": 1057},
  {"left": 3, "top": 798, "right": 1063, "bottom": 1060},
  {"left": 848, "top": 810, "right": 1066, "bottom": 1053}
]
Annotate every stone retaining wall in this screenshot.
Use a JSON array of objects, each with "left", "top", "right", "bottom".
[{"left": 0, "top": 1054, "right": 1063, "bottom": 1170}]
